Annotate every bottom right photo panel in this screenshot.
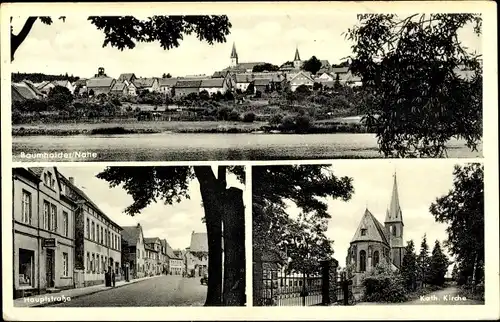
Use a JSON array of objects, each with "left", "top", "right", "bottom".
[{"left": 252, "top": 161, "right": 484, "bottom": 307}]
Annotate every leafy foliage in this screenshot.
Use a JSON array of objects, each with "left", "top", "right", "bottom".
[
  {"left": 11, "top": 15, "right": 231, "bottom": 61},
  {"left": 301, "top": 56, "right": 322, "bottom": 75},
  {"left": 428, "top": 240, "right": 449, "bottom": 286},
  {"left": 12, "top": 72, "right": 79, "bottom": 83},
  {"left": 430, "top": 163, "right": 484, "bottom": 285},
  {"left": 346, "top": 14, "right": 483, "bottom": 157},
  {"left": 362, "top": 264, "right": 409, "bottom": 302},
  {"left": 252, "top": 63, "right": 280, "bottom": 72},
  {"left": 418, "top": 234, "right": 431, "bottom": 285},
  {"left": 400, "top": 240, "right": 418, "bottom": 291}
]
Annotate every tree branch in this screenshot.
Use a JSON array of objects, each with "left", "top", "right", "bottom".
[{"left": 11, "top": 17, "right": 38, "bottom": 62}]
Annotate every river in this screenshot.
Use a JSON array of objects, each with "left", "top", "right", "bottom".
[{"left": 12, "top": 133, "right": 482, "bottom": 162}]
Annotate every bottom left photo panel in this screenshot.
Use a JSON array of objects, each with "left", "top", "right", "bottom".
[{"left": 11, "top": 165, "right": 247, "bottom": 307}]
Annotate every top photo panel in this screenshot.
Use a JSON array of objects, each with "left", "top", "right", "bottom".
[{"left": 9, "top": 4, "right": 486, "bottom": 162}]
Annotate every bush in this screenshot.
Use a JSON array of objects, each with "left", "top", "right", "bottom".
[
  {"left": 295, "top": 114, "right": 312, "bottom": 133},
  {"left": 242, "top": 112, "right": 256, "bottom": 123},
  {"left": 279, "top": 115, "right": 296, "bottom": 132},
  {"left": 255, "top": 90, "right": 262, "bottom": 98},
  {"left": 229, "top": 110, "right": 240, "bottom": 121},
  {"left": 362, "top": 265, "right": 409, "bottom": 303},
  {"left": 269, "top": 114, "right": 284, "bottom": 126},
  {"left": 217, "top": 107, "right": 232, "bottom": 121}
]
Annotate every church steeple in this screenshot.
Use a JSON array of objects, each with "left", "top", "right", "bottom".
[
  {"left": 385, "top": 172, "right": 403, "bottom": 224},
  {"left": 230, "top": 42, "right": 238, "bottom": 67},
  {"left": 294, "top": 46, "right": 301, "bottom": 61}
]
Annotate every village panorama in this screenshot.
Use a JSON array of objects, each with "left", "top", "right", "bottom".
[{"left": 10, "top": 14, "right": 483, "bottom": 161}]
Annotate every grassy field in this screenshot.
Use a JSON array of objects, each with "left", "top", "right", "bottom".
[{"left": 12, "top": 120, "right": 268, "bottom": 136}]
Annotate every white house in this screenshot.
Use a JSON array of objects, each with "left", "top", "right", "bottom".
[
  {"left": 133, "top": 78, "right": 160, "bottom": 93},
  {"left": 288, "top": 71, "right": 315, "bottom": 91}
]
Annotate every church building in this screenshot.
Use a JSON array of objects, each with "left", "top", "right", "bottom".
[{"left": 346, "top": 174, "right": 406, "bottom": 285}]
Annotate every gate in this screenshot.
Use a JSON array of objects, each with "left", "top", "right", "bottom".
[{"left": 259, "top": 270, "right": 323, "bottom": 306}]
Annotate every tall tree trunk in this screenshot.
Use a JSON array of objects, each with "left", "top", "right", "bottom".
[
  {"left": 222, "top": 187, "right": 245, "bottom": 306},
  {"left": 11, "top": 17, "right": 38, "bottom": 62},
  {"left": 194, "top": 166, "right": 223, "bottom": 306}
]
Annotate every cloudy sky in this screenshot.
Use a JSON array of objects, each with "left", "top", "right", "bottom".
[
  {"left": 283, "top": 160, "right": 475, "bottom": 273},
  {"left": 56, "top": 166, "right": 245, "bottom": 250},
  {"left": 10, "top": 13, "right": 481, "bottom": 78}
]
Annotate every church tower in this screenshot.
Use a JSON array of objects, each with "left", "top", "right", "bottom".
[
  {"left": 230, "top": 42, "right": 238, "bottom": 67},
  {"left": 293, "top": 46, "right": 302, "bottom": 69},
  {"left": 384, "top": 172, "right": 405, "bottom": 269}
]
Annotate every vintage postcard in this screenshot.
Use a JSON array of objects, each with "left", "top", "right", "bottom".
[{"left": 1, "top": 1, "right": 498, "bottom": 322}]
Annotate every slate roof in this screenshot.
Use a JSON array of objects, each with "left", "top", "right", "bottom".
[
  {"left": 134, "top": 78, "right": 157, "bottom": 88},
  {"left": 111, "top": 82, "right": 128, "bottom": 92},
  {"left": 200, "top": 78, "right": 224, "bottom": 88},
  {"left": 87, "top": 77, "right": 115, "bottom": 88},
  {"left": 145, "top": 243, "right": 155, "bottom": 251},
  {"left": 175, "top": 80, "right": 202, "bottom": 88},
  {"left": 22, "top": 80, "right": 45, "bottom": 96},
  {"left": 74, "top": 79, "right": 87, "bottom": 87},
  {"left": 121, "top": 225, "right": 143, "bottom": 245},
  {"left": 351, "top": 208, "right": 389, "bottom": 245},
  {"left": 235, "top": 74, "right": 254, "bottom": 83},
  {"left": 254, "top": 78, "right": 271, "bottom": 86},
  {"left": 144, "top": 237, "right": 160, "bottom": 245},
  {"left": 118, "top": 73, "right": 136, "bottom": 82},
  {"left": 159, "top": 78, "right": 178, "bottom": 87},
  {"left": 189, "top": 232, "right": 208, "bottom": 252},
  {"left": 12, "top": 83, "right": 38, "bottom": 100}
]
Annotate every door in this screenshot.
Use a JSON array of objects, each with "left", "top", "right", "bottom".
[{"left": 46, "top": 249, "right": 55, "bottom": 288}]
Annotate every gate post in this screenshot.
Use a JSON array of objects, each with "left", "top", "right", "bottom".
[{"left": 320, "top": 259, "right": 331, "bottom": 305}]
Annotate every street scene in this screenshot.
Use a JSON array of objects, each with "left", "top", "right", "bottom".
[
  {"left": 10, "top": 12, "right": 482, "bottom": 161},
  {"left": 252, "top": 161, "right": 484, "bottom": 306},
  {"left": 12, "top": 165, "right": 246, "bottom": 307}
]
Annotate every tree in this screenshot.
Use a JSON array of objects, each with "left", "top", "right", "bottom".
[
  {"left": 451, "top": 263, "right": 459, "bottom": 282},
  {"left": 162, "top": 73, "right": 172, "bottom": 78},
  {"left": 346, "top": 14, "right": 482, "bottom": 157},
  {"left": 199, "top": 90, "right": 210, "bottom": 101},
  {"left": 97, "top": 166, "right": 245, "bottom": 306},
  {"left": 430, "top": 163, "right": 484, "bottom": 286},
  {"left": 47, "top": 85, "right": 73, "bottom": 110},
  {"left": 334, "top": 73, "right": 341, "bottom": 90},
  {"left": 428, "top": 240, "right": 449, "bottom": 286},
  {"left": 252, "top": 63, "right": 280, "bottom": 72},
  {"left": 400, "top": 240, "right": 418, "bottom": 291},
  {"left": 418, "top": 234, "right": 431, "bottom": 286},
  {"left": 11, "top": 15, "right": 232, "bottom": 61},
  {"left": 245, "top": 83, "right": 255, "bottom": 95},
  {"left": 301, "top": 56, "right": 322, "bottom": 75},
  {"left": 313, "top": 82, "right": 323, "bottom": 91},
  {"left": 295, "top": 85, "right": 311, "bottom": 97},
  {"left": 252, "top": 165, "right": 354, "bottom": 305}
]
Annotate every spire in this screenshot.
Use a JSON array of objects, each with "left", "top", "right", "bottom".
[
  {"left": 294, "top": 46, "right": 301, "bottom": 61},
  {"left": 230, "top": 42, "right": 238, "bottom": 59},
  {"left": 385, "top": 172, "right": 403, "bottom": 223}
]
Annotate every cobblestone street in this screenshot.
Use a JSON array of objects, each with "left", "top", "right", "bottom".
[{"left": 50, "top": 275, "right": 207, "bottom": 307}]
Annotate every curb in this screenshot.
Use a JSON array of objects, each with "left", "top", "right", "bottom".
[{"left": 30, "top": 276, "right": 160, "bottom": 307}]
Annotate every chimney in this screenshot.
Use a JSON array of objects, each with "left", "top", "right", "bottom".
[{"left": 68, "top": 177, "right": 74, "bottom": 185}]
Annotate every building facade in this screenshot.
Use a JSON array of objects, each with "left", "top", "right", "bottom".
[
  {"left": 121, "top": 224, "right": 146, "bottom": 279},
  {"left": 185, "top": 232, "right": 209, "bottom": 277},
  {"left": 13, "top": 167, "right": 76, "bottom": 298}
]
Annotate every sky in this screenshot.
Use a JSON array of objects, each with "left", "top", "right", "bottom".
[
  {"left": 283, "top": 160, "right": 474, "bottom": 274},
  {"left": 56, "top": 166, "right": 245, "bottom": 250},
  {"left": 10, "top": 13, "right": 482, "bottom": 79}
]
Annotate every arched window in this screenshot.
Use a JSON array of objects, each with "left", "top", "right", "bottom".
[
  {"left": 373, "top": 251, "right": 380, "bottom": 267},
  {"left": 391, "top": 225, "right": 397, "bottom": 236},
  {"left": 359, "top": 250, "right": 367, "bottom": 272}
]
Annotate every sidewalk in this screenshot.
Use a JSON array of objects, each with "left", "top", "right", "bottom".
[{"left": 14, "top": 275, "right": 161, "bottom": 307}]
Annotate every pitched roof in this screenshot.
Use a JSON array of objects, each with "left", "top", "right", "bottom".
[
  {"left": 87, "top": 77, "right": 115, "bottom": 88},
  {"left": 111, "top": 82, "right": 128, "bottom": 91},
  {"left": 36, "top": 81, "right": 53, "bottom": 89},
  {"left": 254, "top": 78, "right": 271, "bottom": 86},
  {"left": 200, "top": 78, "right": 224, "bottom": 88},
  {"left": 144, "top": 237, "right": 160, "bottom": 245},
  {"left": 53, "top": 80, "right": 70, "bottom": 87},
  {"left": 22, "top": 80, "right": 45, "bottom": 96},
  {"left": 175, "top": 80, "right": 202, "bottom": 88},
  {"left": 351, "top": 208, "right": 389, "bottom": 245},
  {"left": 236, "top": 62, "right": 266, "bottom": 71},
  {"left": 331, "top": 67, "right": 349, "bottom": 74},
  {"left": 118, "top": 73, "right": 136, "bottom": 82},
  {"left": 288, "top": 71, "right": 314, "bottom": 82},
  {"left": 121, "top": 225, "right": 143, "bottom": 245},
  {"left": 189, "top": 232, "right": 208, "bottom": 252},
  {"left": 12, "top": 83, "right": 38, "bottom": 100},
  {"left": 159, "top": 78, "right": 178, "bottom": 87},
  {"left": 74, "top": 79, "right": 87, "bottom": 87},
  {"left": 12, "top": 86, "right": 26, "bottom": 102},
  {"left": 134, "top": 78, "right": 157, "bottom": 88},
  {"left": 212, "top": 71, "right": 226, "bottom": 78},
  {"left": 145, "top": 243, "right": 155, "bottom": 251},
  {"left": 235, "top": 74, "right": 254, "bottom": 83},
  {"left": 385, "top": 173, "right": 403, "bottom": 223},
  {"left": 164, "top": 240, "right": 181, "bottom": 259},
  {"left": 230, "top": 42, "right": 238, "bottom": 59}
]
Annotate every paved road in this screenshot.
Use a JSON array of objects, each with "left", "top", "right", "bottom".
[
  {"left": 51, "top": 275, "right": 207, "bottom": 307},
  {"left": 357, "top": 286, "right": 483, "bottom": 305}
]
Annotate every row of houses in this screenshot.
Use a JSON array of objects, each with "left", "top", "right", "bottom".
[{"left": 13, "top": 166, "right": 208, "bottom": 299}]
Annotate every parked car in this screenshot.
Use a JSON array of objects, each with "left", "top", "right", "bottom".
[{"left": 200, "top": 274, "right": 208, "bottom": 285}]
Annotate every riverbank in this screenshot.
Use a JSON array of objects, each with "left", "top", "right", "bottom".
[{"left": 12, "top": 120, "right": 373, "bottom": 136}]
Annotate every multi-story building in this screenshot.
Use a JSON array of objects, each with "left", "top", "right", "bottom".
[
  {"left": 144, "top": 237, "right": 163, "bottom": 275},
  {"left": 13, "top": 167, "right": 76, "bottom": 298},
  {"left": 185, "top": 231, "right": 209, "bottom": 277},
  {"left": 121, "top": 223, "right": 146, "bottom": 279},
  {"left": 57, "top": 173, "right": 123, "bottom": 287}
]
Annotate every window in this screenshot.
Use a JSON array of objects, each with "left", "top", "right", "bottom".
[
  {"left": 373, "top": 251, "right": 380, "bottom": 267},
  {"left": 102, "top": 257, "right": 106, "bottom": 273},
  {"left": 60, "top": 182, "right": 66, "bottom": 195},
  {"left": 19, "top": 249, "right": 35, "bottom": 287},
  {"left": 43, "top": 201, "right": 50, "bottom": 230},
  {"left": 92, "top": 254, "right": 95, "bottom": 273},
  {"left": 392, "top": 225, "right": 397, "bottom": 236},
  {"left": 359, "top": 250, "right": 367, "bottom": 272},
  {"left": 21, "top": 190, "right": 32, "bottom": 224},
  {"left": 100, "top": 227, "right": 103, "bottom": 245},
  {"left": 87, "top": 252, "right": 90, "bottom": 273},
  {"left": 104, "top": 229, "right": 107, "bottom": 246},
  {"left": 50, "top": 204, "right": 57, "bottom": 232},
  {"left": 361, "top": 228, "right": 367, "bottom": 236},
  {"left": 62, "top": 253, "right": 69, "bottom": 276},
  {"left": 86, "top": 218, "right": 90, "bottom": 238},
  {"left": 63, "top": 211, "right": 69, "bottom": 237},
  {"left": 97, "top": 254, "right": 100, "bottom": 272},
  {"left": 96, "top": 224, "right": 100, "bottom": 243},
  {"left": 91, "top": 222, "right": 95, "bottom": 241}
]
